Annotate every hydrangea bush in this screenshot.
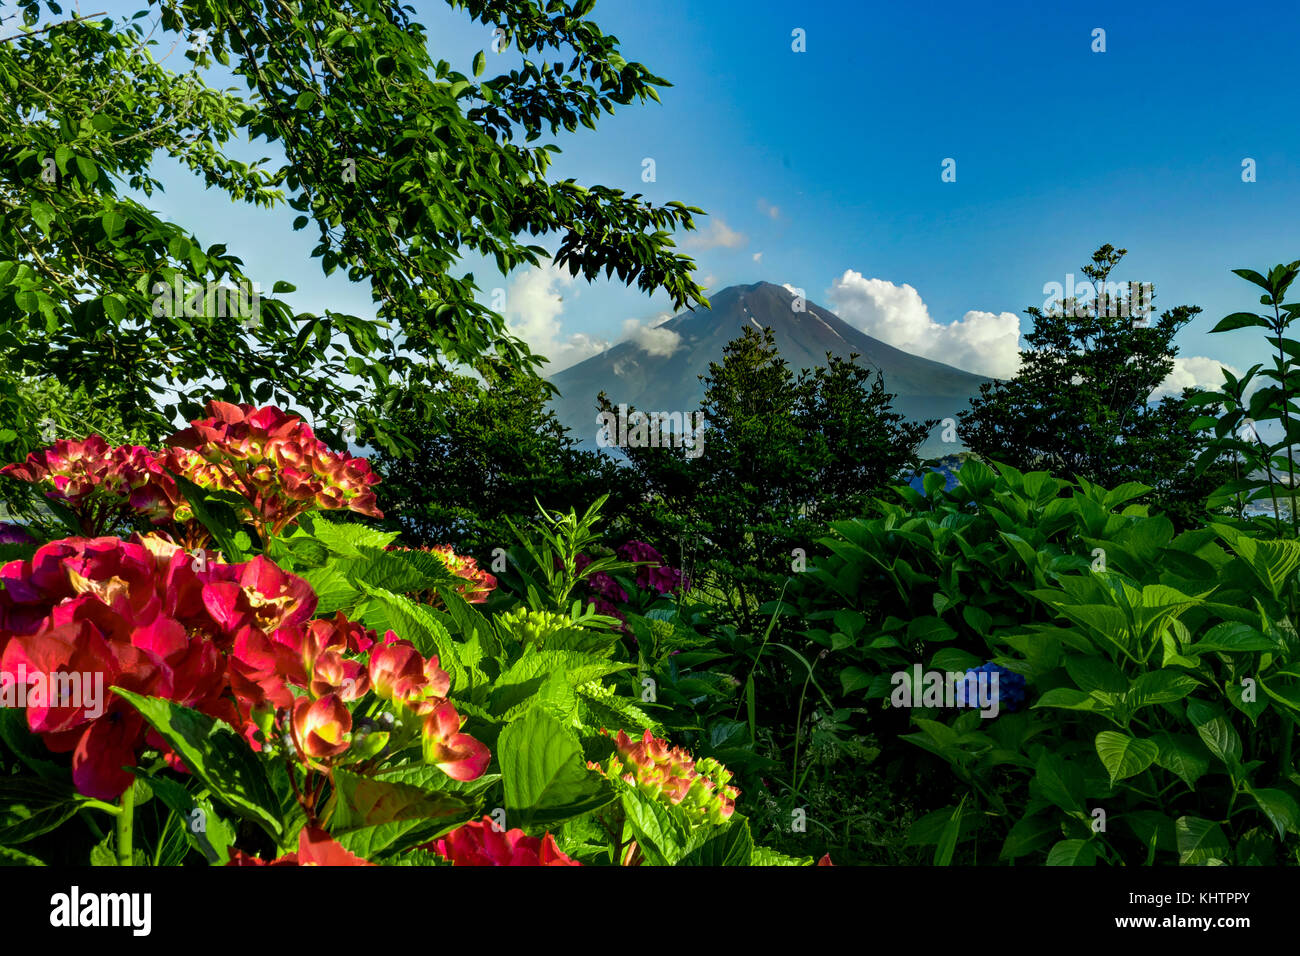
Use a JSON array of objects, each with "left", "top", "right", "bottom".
[{"left": 0, "top": 404, "right": 812, "bottom": 866}]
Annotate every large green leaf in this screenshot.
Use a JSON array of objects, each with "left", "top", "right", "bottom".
[
  {"left": 1175, "top": 816, "right": 1230, "bottom": 864},
  {"left": 489, "top": 650, "right": 631, "bottom": 718},
  {"left": 1033, "top": 752, "right": 1085, "bottom": 815},
  {"left": 1094, "top": 731, "right": 1158, "bottom": 784},
  {"left": 329, "top": 769, "right": 476, "bottom": 857},
  {"left": 113, "top": 688, "right": 282, "bottom": 840},
  {"left": 0, "top": 778, "right": 82, "bottom": 844},
  {"left": 497, "top": 707, "right": 613, "bottom": 826},
  {"left": 678, "top": 816, "right": 753, "bottom": 866}
]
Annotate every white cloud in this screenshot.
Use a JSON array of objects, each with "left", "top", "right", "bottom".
[
  {"left": 621, "top": 317, "right": 682, "bottom": 358},
  {"left": 826, "top": 270, "right": 1022, "bottom": 379},
  {"left": 752, "top": 252, "right": 763, "bottom": 263},
  {"left": 503, "top": 261, "right": 609, "bottom": 372},
  {"left": 757, "top": 198, "right": 781, "bottom": 219},
  {"left": 1151, "top": 356, "right": 1240, "bottom": 400},
  {"left": 684, "top": 218, "right": 747, "bottom": 250},
  {"left": 649, "top": 311, "right": 675, "bottom": 328}
]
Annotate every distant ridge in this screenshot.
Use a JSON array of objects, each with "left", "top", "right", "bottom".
[{"left": 549, "top": 281, "right": 992, "bottom": 458}]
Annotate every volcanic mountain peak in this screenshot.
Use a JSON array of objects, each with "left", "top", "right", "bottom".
[{"left": 549, "top": 281, "right": 991, "bottom": 457}]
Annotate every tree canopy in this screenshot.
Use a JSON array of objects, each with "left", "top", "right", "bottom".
[{"left": 0, "top": 0, "right": 707, "bottom": 463}]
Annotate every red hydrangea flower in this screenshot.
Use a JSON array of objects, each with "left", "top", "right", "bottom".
[
  {"left": 589, "top": 729, "right": 739, "bottom": 827},
  {"left": 0, "top": 535, "right": 238, "bottom": 798},
  {"left": 428, "top": 546, "right": 497, "bottom": 603},
  {"left": 1, "top": 437, "right": 182, "bottom": 536},
  {"left": 429, "top": 817, "right": 580, "bottom": 866},
  {"left": 292, "top": 693, "right": 353, "bottom": 760},
  {"left": 166, "top": 400, "right": 381, "bottom": 534},
  {"left": 422, "top": 701, "right": 490, "bottom": 781},
  {"left": 227, "top": 826, "right": 375, "bottom": 866}
]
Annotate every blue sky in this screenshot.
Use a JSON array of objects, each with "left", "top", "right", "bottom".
[{"left": 80, "top": 0, "right": 1300, "bottom": 388}]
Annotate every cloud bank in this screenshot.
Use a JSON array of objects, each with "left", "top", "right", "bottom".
[{"left": 826, "top": 270, "right": 1022, "bottom": 379}]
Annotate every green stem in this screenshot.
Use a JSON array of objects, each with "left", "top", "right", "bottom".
[
  {"left": 1273, "top": 306, "right": 1299, "bottom": 538},
  {"left": 115, "top": 784, "right": 134, "bottom": 867}
]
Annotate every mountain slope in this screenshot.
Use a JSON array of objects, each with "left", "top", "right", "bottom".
[{"left": 549, "top": 281, "right": 992, "bottom": 456}]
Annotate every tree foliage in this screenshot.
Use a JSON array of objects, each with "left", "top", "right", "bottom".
[
  {"left": 0, "top": 0, "right": 707, "bottom": 454},
  {"left": 957, "top": 244, "right": 1227, "bottom": 526},
  {"left": 372, "top": 365, "right": 628, "bottom": 557},
  {"left": 606, "top": 325, "right": 933, "bottom": 629}
]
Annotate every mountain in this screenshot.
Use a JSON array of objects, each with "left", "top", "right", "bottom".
[{"left": 549, "top": 281, "right": 993, "bottom": 457}]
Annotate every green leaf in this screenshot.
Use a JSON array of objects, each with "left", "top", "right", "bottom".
[
  {"left": 29, "top": 201, "right": 54, "bottom": 236},
  {"left": 1246, "top": 787, "right": 1300, "bottom": 841},
  {"left": 750, "top": 845, "right": 815, "bottom": 866},
  {"left": 0, "top": 778, "right": 81, "bottom": 844},
  {"left": 0, "top": 846, "right": 46, "bottom": 866},
  {"left": 1127, "top": 671, "right": 1200, "bottom": 709},
  {"left": 1211, "top": 312, "right": 1271, "bottom": 333},
  {"left": 1175, "top": 816, "right": 1230, "bottom": 865},
  {"left": 1188, "top": 622, "right": 1278, "bottom": 655},
  {"left": 140, "top": 773, "right": 235, "bottom": 865},
  {"left": 497, "top": 707, "right": 613, "bottom": 826},
  {"left": 1095, "top": 731, "right": 1158, "bottom": 784},
  {"left": 101, "top": 210, "right": 126, "bottom": 239},
  {"left": 1152, "top": 733, "right": 1211, "bottom": 790},
  {"left": 619, "top": 788, "right": 691, "bottom": 865},
  {"left": 112, "top": 688, "right": 282, "bottom": 840},
  {"left": 472, "top": 50, "right": 486, "bottom": 77},
  {"left": 489, "top": 649, "right": 630, "bottom": 717},
  {"left": 1045, "top": 838, "right": 1096, "bottom": 866},
  {"left": 1064, "top": 654, "right": 1127, "bottom": 694},
  {"left": 999, "top": 814, "right": 1059, "bottom": 861},
  {"left": 101, "top": 293, "right": 127, "bottom": 322},
  {"left": 329, "top": 769, "right": 476, "bottom": 857},
  {"left": 1193, "top": 714, "right": 1243, "bottom": 770},
  {"left": 678, "top": 817, "right": 753, "bottom": 866},
  {"left": 934, "top": 794, "right": 966, "bottom": 866},
  {"left": 1033, "top": 752, "right": 1085, "bottom": 815}
]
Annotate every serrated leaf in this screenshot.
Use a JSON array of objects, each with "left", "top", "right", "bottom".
[{"left": 1095, "top": 731, "right": 1158, "bottom": 784}]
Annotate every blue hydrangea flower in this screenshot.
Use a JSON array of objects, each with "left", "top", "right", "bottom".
[{"left": 953, "top": 662, "right": 1026, "bottom": 713}]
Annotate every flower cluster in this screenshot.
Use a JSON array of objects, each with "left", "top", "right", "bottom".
[
  {"left": 953, "top": 662, "right": 1026, "bottom": 713},
  {"left": 616, "top": 540, "right": 685, "bottom": 594},
  {"left": 0, "top": 535, "right": 246, "bottom": 798},
  {"left": 496, "top": 606, "right": 574, "bottom": 650},
  {"left": 428, "top": 816, "right": 580, "bottom": 866},
  {"left": 429, "top": 546, "right": 497, "bottom": 603},
  {"left": 0, "top": 533, "right": 487, "bottom": 799},
  {"left": 573, "top": 542, "right": 686, "bottom": 625},
  {"left": 0, "top": 523, "right": 34, "bottom": 545},
  {"left": 589, "top": 729, "right": 739, "bottom": 827},
  {"left": 1, "top": 403, "right": 383, "bottom": 543},
  {"left": 1, "top": 437, "right": 181, "bottom": 535},
  {"left": 366, "top": 634, "right": 488, "bottom": 780},
  {"left": 167, "top": 401, "right": 381, "bottom": 534}
]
